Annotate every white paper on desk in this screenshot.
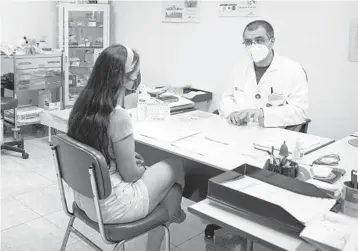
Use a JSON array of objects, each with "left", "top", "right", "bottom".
[
  {"left": 172, "top": 134, "right": 230, "bottom": 156},
  {"left": 222, "top": 176, "right": 337, "bottom": 224},
  {"left": 253, "top": 128, "right": 324, "bottom": 154},
  {"left": 182, "top": 91, "right": 206, "bottom": 99},
  {"left": 300, "top": 212, "right": 358, "bottom": 251},
  {"left": 172, "top": 110, "right": 214, "bottom": 123},
  {"left": 136, "top": 121, "right": 199, "bottom": 143}
]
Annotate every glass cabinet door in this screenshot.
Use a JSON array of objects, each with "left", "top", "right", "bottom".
[{"left": 63, "top": 5, "right": 109, "bottom": 107}]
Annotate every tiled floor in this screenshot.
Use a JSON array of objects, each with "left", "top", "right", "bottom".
[{"left": 1, "top": 133, "right": 271, "bottom": 251}]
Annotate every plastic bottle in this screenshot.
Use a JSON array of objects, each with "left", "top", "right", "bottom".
[
  {"left": 137, "top": 85, "right": 150, "bottom": 121},
  {"left": 292, "top": 137, "right": 304, "bottom": 163}
]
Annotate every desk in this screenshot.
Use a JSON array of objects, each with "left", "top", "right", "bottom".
[
  {"left": 188, "top": 136, "right": 358, "bottom": 251},
  {"left": 304, "top": 136, "right": 358, "bottom": 188},
  {"left": 40, "top": 109, "right": 334, "bottom": 172}
]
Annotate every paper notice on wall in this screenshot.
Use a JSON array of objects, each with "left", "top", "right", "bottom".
[
  {"left": 162, "top": 0, "right": 200, "bottom": 23},
  {"left": 219, "top": 0, "right": 259, "bottom": 17}
]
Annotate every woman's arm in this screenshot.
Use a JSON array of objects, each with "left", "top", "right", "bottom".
[{"left": 112, "top": 133, "right": 145, "bottom": 182}]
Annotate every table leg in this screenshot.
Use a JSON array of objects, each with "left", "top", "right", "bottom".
[
  {"left": 241, "top": 239, "right": 253, "bottom": 251},
  {"left": 48, "top": 127, "right": 52, "bottom": 143}
]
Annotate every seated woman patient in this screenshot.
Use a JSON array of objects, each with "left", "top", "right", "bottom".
[{"left": 67, "top": 44, "right": 186, "bottom": 251}]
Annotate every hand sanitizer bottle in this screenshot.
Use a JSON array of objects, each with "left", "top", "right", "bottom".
[
  {"left": 137, "top": 85, "right": 149, "bottom": 121},
  {"left": 292, "top": 137, "right": 304, "bottom": 163}
]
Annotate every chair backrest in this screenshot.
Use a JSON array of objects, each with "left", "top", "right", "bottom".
[{"left": 51, "top": 134, "right": 112, "bottom": 200}]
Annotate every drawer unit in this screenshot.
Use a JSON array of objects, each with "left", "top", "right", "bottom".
[{"left": 15, "top": 56, "right": 62, "bottom": 70}]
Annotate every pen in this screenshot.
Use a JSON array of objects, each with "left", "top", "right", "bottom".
[
  {"left": 254, "top": 147, "right": 271, "bottom": 155},
  {"left": 204, "top": 137, "right": 229, "bottom": 146}
]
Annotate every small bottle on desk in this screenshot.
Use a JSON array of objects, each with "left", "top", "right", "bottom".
[{"left": 292, "top": 137, "right": 304, "bottom": 163}]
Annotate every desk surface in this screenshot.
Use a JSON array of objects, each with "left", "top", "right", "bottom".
[
  {"left": 189, "top": 136, "right": 358, "bottom": 251},
  {"left": 40, "top": 109, "right": 334, "bottom": 172},
  {"left": 304, "top": 136, "right": 358, "bottom": 188}
]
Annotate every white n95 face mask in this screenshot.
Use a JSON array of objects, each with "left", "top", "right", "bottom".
[{"left": 247, "top": 44, "right": 269, "bottom": 63}]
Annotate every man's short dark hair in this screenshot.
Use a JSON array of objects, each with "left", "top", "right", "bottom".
[{"left": 243, "top": 20, "right": 274, "bottom": 38}]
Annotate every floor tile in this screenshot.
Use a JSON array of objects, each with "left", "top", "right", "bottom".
[
  {"left": 88, "top": 230, "right": 175, "bottom": 251},
  {"left": 31, "top": 157, "right": 58, "bottom": 182},
  {"left": 14, "top": 184, "right": 62, "bottom": 216},
  {"left": 0, "top": 197, "right": 40, "bottom": 230},
  {"left": 1, "top": 157, "right": 35, "bottom": 176},
  {"left": 1, "top": 217, "right": 78, "bottom": 251},
  {"left": 60, "top": 241, "right": 93, "bottom": 251},
  {"left": 169, "top": 208, "right": 206, "bottom": 246},
  {"left": 253, "top": 243, "right": 274, "bottom": 251},
  {"left": 44, "top": 210, "right": 98, "bottom": 238},
  {"left": 1, "top": 172, "right": 53, "bottom": 198},
  {"left": 178, "top": 233, "right": 231, "bottom": 251}
]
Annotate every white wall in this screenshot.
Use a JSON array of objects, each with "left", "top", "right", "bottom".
[
  {"left": 110, "top": 0, "right": 358, "bottom": 140},
  {"left": 0, "top": 0, "right": 57, "bottom": 48},
  {"left": 1, "top": 1, "right": 357, "bottom": 140}
]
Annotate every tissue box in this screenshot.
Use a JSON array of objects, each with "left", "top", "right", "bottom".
[{"left": 44, "top": 101, "right": 61, "bottom": 111}]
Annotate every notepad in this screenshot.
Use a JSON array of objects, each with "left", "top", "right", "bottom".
[
  {"left": 300, "top": 212, "right": 358, "bottom": 251},
  {"left": 222, "top": 176, "right": 336, "bottom": 224}
]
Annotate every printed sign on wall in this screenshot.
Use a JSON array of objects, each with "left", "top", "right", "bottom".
[{"left": 219, "top": 0, "right": 259, "bottom": 17}]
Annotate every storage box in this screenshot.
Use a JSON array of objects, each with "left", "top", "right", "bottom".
[
  {"left": 207, "top": 164, "right": 333, "bottom": 234},
  {"left": 44, "top": 101, "right": 61, "bottom": 111}
]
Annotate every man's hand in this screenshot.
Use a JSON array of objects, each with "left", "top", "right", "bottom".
[
  {"left": 238, "top": 109, "right": 264, "bottom": 121},
  {"left": 228, "top": 109, "right": 264, "bottom": 125},
  {"left": 227, "top": 111, "right": 245, "bottom": 125},
  {"left": 135, "top": 152, "right": 145, "bottom": 166}
]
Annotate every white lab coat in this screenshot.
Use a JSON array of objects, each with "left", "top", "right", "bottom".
[{"left": 219, "top": 53, "right": 308, "bottom": 128}]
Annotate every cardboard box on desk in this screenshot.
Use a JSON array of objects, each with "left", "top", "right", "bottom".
[{"left": 207, "top": 164, "right": 334, "bottom": 235}]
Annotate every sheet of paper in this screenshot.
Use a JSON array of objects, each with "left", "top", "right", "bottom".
[
  {"left": 222, "top": 176, "right": 336, "bottom": 224},
  {"left": 300, "top": 212, "right": 358, "bottom": 251},
  {"left": 182, "top": 91, "right": 206, "bottom": 99},
  {"left": 172, "top": 134, "right": 231, "bottom": 156},
  {"left": 312, "top": 165, "right": 333, "bottom": 178},
  {"left": 172, "top": 110, "right": 214, "bottom": 123},
  {"left": 253, "top": 128, "right": 324, "bottom": 154},
  {"left": 136, "top": 120, "right": 200, "bottom": 143}
]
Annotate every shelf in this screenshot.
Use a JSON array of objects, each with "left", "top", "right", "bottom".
[
  {"left": 69, "top": 46, "right": 103, "bottom": 49},
  {"left": 69, "top": 26, "right": 103, "bottom": 28},
  {"left": 70, "top": 66, "right": 93, "bottom": 69}
]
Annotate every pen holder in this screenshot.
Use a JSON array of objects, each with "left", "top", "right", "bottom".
[
  {"left": 342, "top": 181, "right": 358, "bottom": 218},
  {"left": 263, "top": 159, "right": 298, "bottom": 179}
]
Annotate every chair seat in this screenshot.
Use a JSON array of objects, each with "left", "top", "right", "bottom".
[
  {"left": 1, "top": 97, "right": 18, "bottom": 111},
  {"left": 73, "top": 202, "right": 169, "bottom": 242}
]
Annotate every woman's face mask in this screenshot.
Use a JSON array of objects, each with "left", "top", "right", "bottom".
[{"left": 122, "top": 72, "right": 141, "bottom": 108}]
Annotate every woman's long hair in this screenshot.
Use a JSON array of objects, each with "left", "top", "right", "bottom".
[{"left": 67, "top": 44, "right": 139, "bottom": 165}]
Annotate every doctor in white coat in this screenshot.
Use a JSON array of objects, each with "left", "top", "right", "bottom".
[{"left": 219, "top": 20, "right": 309, "bottom": 129}]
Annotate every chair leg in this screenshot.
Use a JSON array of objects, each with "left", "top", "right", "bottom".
[
  {"left": 204, "top": 224, "right": 222, "bottom": 239},
  {"left": 163, "top": 225, "right": 171, "bottom": 251},
  {"left": 113, "top": 240, "right": 125, "bottom": 251},
  {"left": 60, "top": 216, "right": 75, "bottom": 251}
]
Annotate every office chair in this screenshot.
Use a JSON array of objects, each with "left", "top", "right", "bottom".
[
  {"left": 1, "top": 96, "right": 29, "bottom": 159},
  {"left": 51, "top": 134, "right": 171, "bottom": 251}
]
